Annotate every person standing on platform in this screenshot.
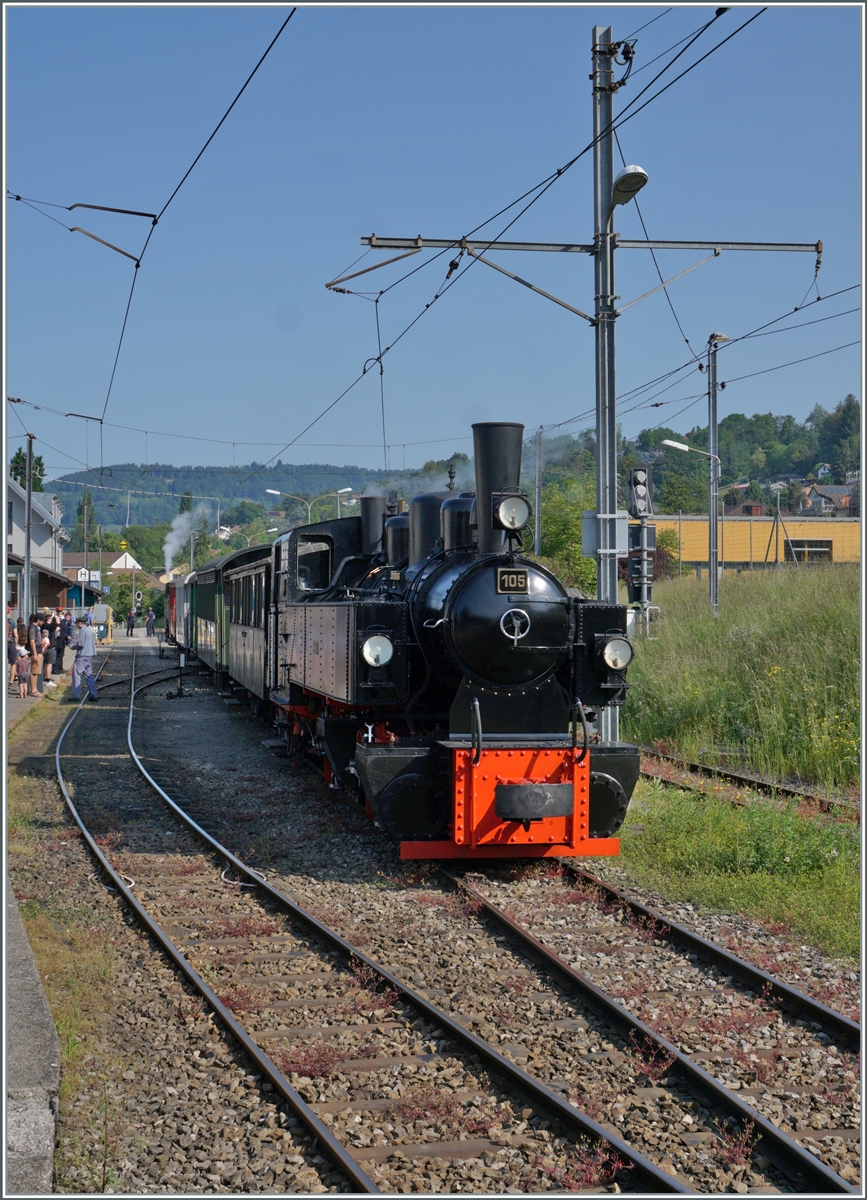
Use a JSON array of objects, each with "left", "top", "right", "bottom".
[
  {"left": 68, "top": 617, "right": 99, "bottom": 702},
  {"left": 41, "top": 629, "right": 58, "bottom": 688},
  {"left": 16, "top": 649, "right": 31, "bottom": 699},
  {"left": 126, "top": 609, "right": 135, "bottom": 637},
  {"left": 8, "top": 621, "right": 19, "bottom": 691},
  {"left": 145, "top": 608, "right": 155, "bottom": 637},
  {"left": 27, "top": 614, "right": 42, "bottom": 696},
  {"left": 55, "top": 610, "right": 69, "bottom": 674}
]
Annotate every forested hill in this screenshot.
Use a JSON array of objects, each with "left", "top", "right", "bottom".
[{"left": 45, "top": 461, "right": 385, "bottom": 528}]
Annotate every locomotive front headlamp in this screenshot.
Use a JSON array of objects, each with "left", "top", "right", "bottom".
[
  {"left": 493, "top": 494, "right": 531, "bottom": 531},
  {"left": 602, "top": 636, "right": 633, "bottom": 671},
  {"left": 362, "top": 634, "right": 394, "bottom": 667}
]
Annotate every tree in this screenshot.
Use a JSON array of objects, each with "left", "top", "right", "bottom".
[
  {"left": 746, "top": 480, "right": 765, "bottom": 502},
  {"left": 723, "top": 487, "right": 742, "bottom": 508},
  {"left": 178, "top": 491, "right": 193, "bottom": 515},
  {"left": 749, "top": 447, "right": 767, "bottom": 474},
  {"left": 534, "top": 476, "right": 597, "bottom": 594},
  {"left": 10, "top": 447, "right": 46, "bottom": 491},
  {"left": 224, "top": 499, "right": 268, "bottom": 527}
]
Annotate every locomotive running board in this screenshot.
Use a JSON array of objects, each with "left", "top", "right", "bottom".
[{"left": 399, "top": 839, "right": 620, "bottom": 859}]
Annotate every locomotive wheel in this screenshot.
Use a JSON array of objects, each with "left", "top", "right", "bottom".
[
  {"left": 376, "top": 773, "right": 449, "bottom": 842},
  {"left": 589, "top": 770, "right": 629, "bottom": 837}
]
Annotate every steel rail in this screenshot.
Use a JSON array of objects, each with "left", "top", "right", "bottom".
[
  {"left": 125, "top": 670, "right": 688, "bottom": 1193},
  {"left": 641, "top": 747, "right": 859, "bottom": 813},
  {"left": 97, "top": 664, "right": 185, "bottom": 691},
  {"left": 563, "top": 865, "right": 861, "bottom": 1048},
  {"left": 55, "top": 649, "right": 381, "bottom": 1194},
  {"left": 442, "top": 871, "right": 857, "bottom": 1195}
]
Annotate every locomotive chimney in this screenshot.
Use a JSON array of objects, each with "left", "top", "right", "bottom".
[
  {"left": 472, "top": 422, "right": 524, "bottom": 554},
  {"left": 360, "top": 495, "right": 387, "bottom": 556}
]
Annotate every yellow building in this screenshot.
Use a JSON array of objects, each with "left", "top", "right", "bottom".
[{"left": 653, "top": 514, "right": 860, "bottom": 570}]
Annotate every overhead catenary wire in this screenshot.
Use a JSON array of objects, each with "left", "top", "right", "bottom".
[
  {"left": 8, "top": 10, "right": 298, "bottom": 498},
  {"left": 337, "top": 6, "right": 735, "bottom": 307}
]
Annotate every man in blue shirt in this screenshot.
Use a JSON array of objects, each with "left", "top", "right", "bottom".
[{"left": 68, "top": 618, "right": 99, "bottom": 702}]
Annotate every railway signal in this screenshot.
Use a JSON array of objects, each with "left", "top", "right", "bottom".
[{"left": 626, "top": 465, "right": 653, "bottom": 519}]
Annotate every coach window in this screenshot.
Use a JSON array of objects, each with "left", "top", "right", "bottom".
[{"left": 297, "top": 536, "right": 332, "bottom": 591}]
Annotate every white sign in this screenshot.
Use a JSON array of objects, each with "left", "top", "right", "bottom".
[
  {"left": 89, "top": 571, "right": 101, "bottom": 584},
  {"left": 76, "top": 567, "right": 89, "bottom": 582}
]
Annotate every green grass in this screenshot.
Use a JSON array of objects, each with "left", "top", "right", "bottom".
[
  {"left": 619, "top": 781, "right": 860, "bottom": 958},
  {"left": 621, "top": 566, "right": 860, "bottom": 789}
]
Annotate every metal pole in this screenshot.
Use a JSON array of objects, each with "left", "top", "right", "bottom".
[
  {"left": 190, "top": 532, "right": 195, "bottom": 574},
  {"left": 337, "top": 492, "right": 341, "bottom": 519},
  {"left": 23, "top": 434, "right": 34, "bottom": 620},
  {"left": 83, "top": 491, "right": 89, "bottom": 575},
  {"left": 126, "top": 491, "right": 130, "bottom": 525},
  {"left": 593, "top": 24, "right": 619, "bottom": 742},
  {"left": 534, "top": 427, "right": 542, "bottom": 555},
  {"left": 750, "top": 516, "right": 753, "bottom": 572},
  {"left": 98, "top": 524, "right": 102, "bottom": 587},
  {"left": 678, "top": 510, "right": 683, "bottom": 577},
  {"left": 707, "top": 338, "right": 720, "bottom": 616},
  {"left": 639, "top": 515, "right": 649, "bottom": 631}
]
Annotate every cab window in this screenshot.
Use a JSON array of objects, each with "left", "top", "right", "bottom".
[{"left": 296, "top": 537, "right": 332, "bottom": 591}]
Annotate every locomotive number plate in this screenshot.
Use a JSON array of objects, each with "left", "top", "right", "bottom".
[{"left": 496, "top": 567, "right": 529, "bottom": 594}]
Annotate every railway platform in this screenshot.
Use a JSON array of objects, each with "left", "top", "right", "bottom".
[{"left": 6, "top": 876, "right": 61, "bottom": 1193}]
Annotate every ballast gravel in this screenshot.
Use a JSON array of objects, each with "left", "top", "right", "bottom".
[{"left": 134, "top": 674, "right": 861, "bottom": 1193}]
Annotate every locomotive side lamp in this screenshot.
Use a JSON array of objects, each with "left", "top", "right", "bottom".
[
  {"left": 362, "top": 634, "right": 394, "bottom": 667},
  {"left": 600, "top": 635, "right": 633, "bottom": 671}
]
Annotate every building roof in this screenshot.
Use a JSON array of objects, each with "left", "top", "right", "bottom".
[
  {"left": 7, "top": 552, "right": 70, "bottom": 587},
  {"left": 6, "top": 475, "right": 63, "bottom": 530},
  {"left": 109, "top": 551, "right": 144, "bottom": 570},
  {"left": 807, "top": 483, "right": 853, "bottom": 498}
]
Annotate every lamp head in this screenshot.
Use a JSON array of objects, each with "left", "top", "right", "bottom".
[
  {"left": 337, "top": 487, "right": 353, "bottom": 494},
  {"left": 265, "top": 488, "right": 281, "bottom": 496},
  {"left": 660, "top": 439, "right": 691, "bottom": 453},
  {"left": 709, "top": 331, "right": 729, "bottom": 343},
  {"left": 611, "top": 164, "right": 648, "bottom": 207}
]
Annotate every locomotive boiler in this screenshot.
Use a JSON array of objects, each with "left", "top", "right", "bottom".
[{"left": 269, "top": 422, "right": 639, "bottom": 859}]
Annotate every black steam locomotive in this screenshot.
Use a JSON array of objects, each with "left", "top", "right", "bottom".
[{"left": 266, "top": 422, "right": 639, "bottom": 860}]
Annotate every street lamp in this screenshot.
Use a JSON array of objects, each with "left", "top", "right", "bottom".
[
  {"left": 595, "top": 156, "right": 648, "bottom": 743},
  {"left": 266, "top": 489, "right": 313, "bottom": 522},
  {"left": 242, "top": 527, "right": 278, "bottom": 548},
  {"left": 660, "top": 440, "right": 723, "bottom": 616},
  {"left": 266, "top": 487, "right": 354, "bottom": 521}
]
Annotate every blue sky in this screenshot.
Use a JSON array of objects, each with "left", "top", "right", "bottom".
[{"left": 5, "top": 4, "right": 863, "bottom": 486}]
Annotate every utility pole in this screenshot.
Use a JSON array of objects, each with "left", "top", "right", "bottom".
[
  {"left": 593, "top": 25, "right": 618, "bottom": 622},
  {"left": 706, "top": 333, "right": 728, "bottom": 616},
  {"left": 354, "top": 22, "right": 821, "bottom": 733},
  {"left": 534, "top": 427, "right": 542, "bottom": 555},
  {"left": 23, "top": 434, "right": 34, "bottom": 620},
  {"left": 83, "top": 492, "right": 88, "bottom": 575}
]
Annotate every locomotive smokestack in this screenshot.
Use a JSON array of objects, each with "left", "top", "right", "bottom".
[{"left": 472, "top": 422, "right": 524, "bottom": 554}]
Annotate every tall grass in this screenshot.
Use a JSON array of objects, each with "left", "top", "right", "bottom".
[{"left": 621, "top": 566, "right": 860, "bottom": 789}]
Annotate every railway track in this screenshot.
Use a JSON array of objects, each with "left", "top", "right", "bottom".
[
  {"left": 55, "top": 650, "right": 688, "bottom": 1193},
  {"left": 119, "top": 668, "right": 859, "bottom": 1193},
  {"left": 639, "top": 749, "right": 860, "bottom": 818}
]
